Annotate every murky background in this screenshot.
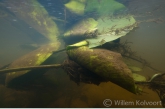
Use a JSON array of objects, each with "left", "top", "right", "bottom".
[{"left": 0, "top": 0, "right": 165, "bottom": 108}]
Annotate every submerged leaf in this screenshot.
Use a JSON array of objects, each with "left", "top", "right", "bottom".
[
  {"left": 5, "top": 42, "right": 60, "bottom": 87},
  {"left": 133, "top": 73, "right": 146, "bottom": 82},
  {"left": 87, "top": 15, "right": 137, "bottom": 48},
  {"left": 64, "top": 0, "right": 86, "bottom": 15},
  {"left": 5, "top": 0, "right": 59, "bottom": 42},
  {"left": 85, "top": 0, "right": 126, "bottom": 16},
  {"left": 64, "top": 18, "right": 98, "bottom": 38},
  {"left": 128, "top": 66, "right": 142, "bottom": 72},
  {"left": 63, "top": 12, "right": 136, "bottom": 48},
  {"left": 67, "top": 46, "right": 137, "bottom": 93}
]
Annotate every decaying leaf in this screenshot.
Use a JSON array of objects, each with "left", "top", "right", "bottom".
[{"left": 67, "top": 46, "right": 137, "bottom": 93}]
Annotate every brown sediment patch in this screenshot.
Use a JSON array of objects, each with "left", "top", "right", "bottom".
[
  {"left": 48, "top": 81, "right": 162, "bottom": 108},
  {"left": 78, "top": 81, "right": 162, "bottom": 108}
]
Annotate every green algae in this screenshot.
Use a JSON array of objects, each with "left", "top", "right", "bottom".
[{"left": 67, "top": 46, "right": 136, "bottom": 93}]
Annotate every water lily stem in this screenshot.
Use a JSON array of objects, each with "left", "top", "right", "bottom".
[{"left": 0, "top": 64, "right": 62, "bottom": 74}]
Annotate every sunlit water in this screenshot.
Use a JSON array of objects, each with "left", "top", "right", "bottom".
[{"left": 0, "top": 0, "right": 165, "bottom": 108}]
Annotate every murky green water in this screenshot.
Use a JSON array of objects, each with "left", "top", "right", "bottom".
[{"left": 0, "top": 0, "right": 165, "bottom": 108}]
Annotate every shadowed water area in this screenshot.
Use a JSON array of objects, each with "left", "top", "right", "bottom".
[{"left": 0, "top": 0, "right": 165, "bottom": 108}]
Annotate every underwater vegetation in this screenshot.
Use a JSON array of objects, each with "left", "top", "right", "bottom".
[
  {"left": 67, "top": 46, "right": 136, "bottom": 93},
  {"left": 4, "top": 0, "right": 60, "bottom": 42},
  {"left": 0, "top": 0, "right": 165, "bottom": 108}
]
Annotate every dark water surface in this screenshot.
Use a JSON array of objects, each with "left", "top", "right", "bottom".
[{"left": 0, "top": 0, "right": 165, "bottom": 108}]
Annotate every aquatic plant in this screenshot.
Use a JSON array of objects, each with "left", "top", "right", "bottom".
[
  {"left": 67, "top": 46, "right": 136, "bottom": 93},
  {"left": 5, "top": 42, "right": 60, "bottom": 86},
  {"left": 85, "top": 0, "right": 126, "bottom": 16},
  {"left": 135, "top": 73, "right": 165, "bottom": 107},
  {"left": 2, "top": 0, "right": 62, "bottom": 86},
  {"left": 64, "top": 18, "right": 98, "bottom": 38},
  {"left": 64, "top": 0, "right": 86, "bottom": 15},
  {"left": 5, "top": 0, "right": 60, "bottom": 42}
]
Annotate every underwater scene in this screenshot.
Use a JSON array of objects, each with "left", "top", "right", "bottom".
[{"left": 0, "top": 0, "right": 165, "bottom": 108}]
